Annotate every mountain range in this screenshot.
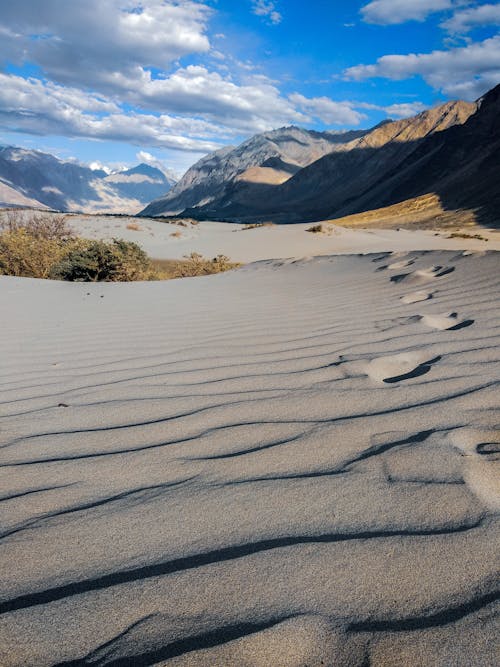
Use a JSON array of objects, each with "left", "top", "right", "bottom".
[
  {"left": 0, "top": 148, "right": 177, "bottom": 214},
  {"left": 142, "top": 83, "right": 500, "bottom": 228},
  {"left": 2, "top": 84, "right": 499, "bottom": 227}
]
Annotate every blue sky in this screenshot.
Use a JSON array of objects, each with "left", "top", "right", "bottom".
[{"left": 0, "top": 0, "right": 498, "bottom": 175}]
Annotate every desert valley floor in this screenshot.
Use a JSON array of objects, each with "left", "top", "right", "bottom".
[{"left": 0, "top": 246, "right": 499, "bottom": 665}]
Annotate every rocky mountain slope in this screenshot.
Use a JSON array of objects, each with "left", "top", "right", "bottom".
[
  {"left": 170, "top": 98, "right": 480, "bottom": 224},
  {"left": 0, "top": 148, "right": 176, "bottom": 214},
  {"left": 141, "top": 126, "right": 371, "bottom": 216}
]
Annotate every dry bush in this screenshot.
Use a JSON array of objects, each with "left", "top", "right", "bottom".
[
  {"left": 152, "top": 253, "right": 240, "bottom": 279},
  {"left": 126, "top": 222, "right": 142, "bottom": 231},
  {"left": 240, "top": 222, "right": 275, "bottom": 231},
  {"left": 306, "top": 223, "right": 325, "bottom": 233},
  {"left": 448, "top": 232, "right": 488, "bottom": 241},
  {"left": 170, "top": 230, "right": 183, "bottom": 238},
  {"left": 0, "top": 229, "right": 82, "bottom": 279},
  {"left": 0, "top": 210, "right": 74, "bottom": 240}
]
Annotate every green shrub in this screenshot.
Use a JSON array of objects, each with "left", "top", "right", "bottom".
[{"left": 50, "top": 239, "right": 156, "bottom": 282}]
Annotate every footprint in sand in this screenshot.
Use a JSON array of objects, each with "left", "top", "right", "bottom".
[
  {"left": 365, "top": 351, "right": 441, "bottom": 384},
  {"left": 400, "top": 290, "right": 434, "bottom": 304},
  {"left": 387, "top": 258, "right": 416, "bottom": 270},
  {"left": 419, "top": 312, "right": 474, "bottom": 331},
  {"left": 449, "top": 428, "right": 500, "bottom": 512},
  {"left": 390, "top": 265, "right": 455, "bottom": 285}
]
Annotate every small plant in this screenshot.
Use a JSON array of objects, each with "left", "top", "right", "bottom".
[
  {"left": 170, "top": 230, "right": 183, "bottom": 238},
  {"left": 448, "top": 232, "right": 488, "bottom": 241},
  {"left": 152, "top": 253, "right": 240, "bottom": 279},
  {"left": 306, "top": 223, "right": 325, "bottom": 233},
  {"left": 240, "top": 222, "right": 275, "bottom": 231},
  {"left": 126, "top": 222, "right": 142, "bottom": 231}
]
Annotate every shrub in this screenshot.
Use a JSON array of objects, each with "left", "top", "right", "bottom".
[
  {"left": 0, "top": 228, "right": 82, "bottom": 279},
  {"left": 152, "top": 253, "right": 240, "bottom": 279},
  {"left": 50, "top": 239, "right": 156, "bottom": 282},
  {"left": 126, "top": 222, "right": 141, "bottom": 231},
  {"left": 0, "top": 210, "right": 74, "bottom": 240},
  {"left": 306, "top": 224, "right": 325, "bottom": 233}
]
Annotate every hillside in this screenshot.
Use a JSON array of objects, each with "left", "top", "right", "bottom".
[
  {"left": 140, "top": 126, "right": 371, "bottom": 216},
  {"left": 176, "top": 99, "right": 479, "bottom": 224}
]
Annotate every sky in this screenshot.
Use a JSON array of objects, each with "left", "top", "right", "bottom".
[{"left": 0, "top": 0, "right": 498, "bottom": 176}]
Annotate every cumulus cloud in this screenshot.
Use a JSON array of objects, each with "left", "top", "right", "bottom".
[
  {"left": 289, "top": 94, "right": 367, "bottom": 125},
  {"left": 441, "top": 4, "right": 500, "bottom": 34},
  {"left": 345, "top": 35, "right": 500, "bottom": 100},
  {"left": 361, "top": 0, "right": 452, "bottom": 25},
  {"left": 0, "top": 1, "right": 211, "bottom": 88},
  {"left": 0, "top": 72, "right": 321, "bottom": 151},
  {"left": 89, "top": 161, "right": 113, "bottom": 174},
  {"left": 359, "top": 101, "right": 428, "bottom": 118},
  {"left": 113, "top": 66, "right": 307, "bottom": 131},
  {"left": 252, "top": 1, "right": 282, "bottom": 25},
  {"left": 0, "top": 73, "right": 223, "bottom": 152}
]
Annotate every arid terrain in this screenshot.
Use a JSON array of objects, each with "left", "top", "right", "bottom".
[{"left": 1, "top": 244, "right": 498, "bottom": 666}]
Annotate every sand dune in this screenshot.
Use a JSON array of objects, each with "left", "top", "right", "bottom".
[
  {"left": 66, "top": 214, "right": 500, "bottom": 263},
  {"left": 0, "top": 249, "right": 499, "bottom": 665}
]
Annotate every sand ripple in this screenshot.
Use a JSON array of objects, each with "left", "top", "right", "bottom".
[{"left": 0, "top": 250, "right": 498, "bottom": 666}]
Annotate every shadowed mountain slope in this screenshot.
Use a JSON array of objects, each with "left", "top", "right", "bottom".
[
  {"left": 177, "top": 97, "right": 483, "bottom": 224},
  {"left": 140, "top": 126, "right": 373, "bottom": 217}
]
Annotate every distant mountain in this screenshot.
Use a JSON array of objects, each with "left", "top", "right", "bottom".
[
  {"left": 0, "top": 149, "right": 177, "bottom": 214},
  {"left": 150, "top": 97, "right": 480, "bottom": 224},
  {"left": 140, "top": 125, "right": 372, "bottom": 217},
  {"left": 102, "top": 163, "right": 177, "bottom": 208}
]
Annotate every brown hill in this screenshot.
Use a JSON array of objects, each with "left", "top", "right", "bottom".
[{"left": 179, "top": 98, "right": 479, "bottom": 223}]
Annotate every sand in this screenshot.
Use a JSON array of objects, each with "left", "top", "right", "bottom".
[
  {"left": 66, "top": 214, "right": 500, "bottom": 263},
  {"left": 0, "top": 248, "right": 499, "bottom": 666}
]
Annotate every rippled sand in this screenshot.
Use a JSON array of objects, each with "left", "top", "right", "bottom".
[{"left": 0, "top": 250, "right": 498, "bottom": 666}]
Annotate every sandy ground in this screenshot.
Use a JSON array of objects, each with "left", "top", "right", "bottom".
[
  {"left": 67, "top": 214, "right": 500, "bottom": 262},
  {"left": 0, "top": 247, "right": 499, "bottom": 666}
]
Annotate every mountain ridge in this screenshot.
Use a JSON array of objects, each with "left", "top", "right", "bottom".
[
  {"left": 163, "top": 97, "right": 480, "bottom": 224},
  {"left": 0, "top": 149, "right": 177, "bottom": 214}
]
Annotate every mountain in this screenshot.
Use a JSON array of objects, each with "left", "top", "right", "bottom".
[
  {"left": 140, "top": 125, "right": 372, "bottom": 217},
  {"left": 0, "top": 148, "right": 177, "bottom": 214},
  {"left": 102, "top": 163, "right": 177, "bottom": 206},
  {"left": 152, "top": 98, "right": 480, "bottom": 224}
]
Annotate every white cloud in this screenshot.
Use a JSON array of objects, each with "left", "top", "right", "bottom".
[
  {"left": 289, "top": 94, "right": 367, "bottom": 125},
  {"left": 1, "top": 1, "right": 211, "bottom": 88},
  {"left": 89, "top": 161, "right": 112, "bottom": 174},
  {"left": 380, "top": 102, "right": 428, "bottom": 117},
  {"left": 441, "top": 4, "right": 500, "bottom": 33},
  {"left": 0, "top": 72, "right": 327, "bottom": 152},
  {"left": 0, "top": 73, "right": 223, "bottom": 152},
  {"left": 361, "top": 0, "right": 452, "bottom": 25},
  {"left": 359, "top": 101, "right": 428, "bottom": 118},
  {"left": 345, "top": 35, "right": 500, "bottom": 99},
  {"left": 252, "top": 1, "right": 282, "bottom": 25},
  {"left": 110, "top": 66, "right": 308, "bottom": 131}
]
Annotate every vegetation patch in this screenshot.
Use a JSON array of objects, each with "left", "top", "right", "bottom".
[
  {"left": 238, "top": 222, "right": 275, "bottom": 231},
  {"left": 448, "top": 232, "right": 488, "bottom": 241},
  {"left": 152, "top": 253, "right": 240, "bottom": 279},
  {"left": 0, "top": 212, "right": 239, "bottom": 282},
  {"left": 307, "top": 223, "right": 327, "bottom": 233}
]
